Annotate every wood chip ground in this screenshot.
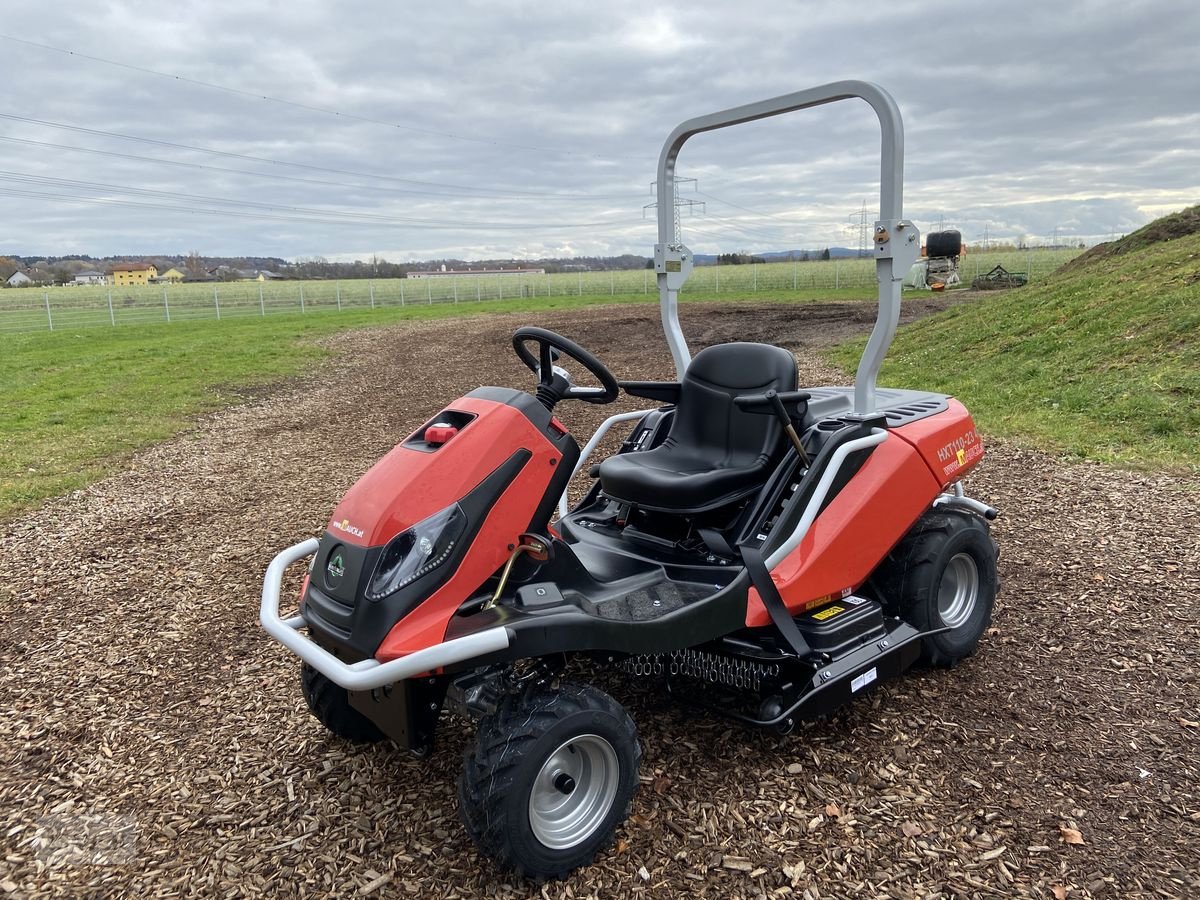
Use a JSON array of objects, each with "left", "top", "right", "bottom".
[{"left": 1, "top": 301, "right": 1197, "bottom": 899}]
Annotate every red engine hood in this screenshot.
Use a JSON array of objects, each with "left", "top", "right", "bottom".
[{"left": 326, "top": 395, "right": 559, "bottom": 547}]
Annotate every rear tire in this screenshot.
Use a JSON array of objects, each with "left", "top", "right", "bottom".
[
  {"left": 459, "top": 682, "right": 640, "bottom": 880},
  {"left": 875, "top": 510, "right": 998, "bottom": 666},
  {"left": 300, "top": 663, "right": 385, "bottom": 743}
]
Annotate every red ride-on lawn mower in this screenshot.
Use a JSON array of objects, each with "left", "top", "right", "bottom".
[{"left": 262, "top": 81, "right": 999, "bottom": 880}]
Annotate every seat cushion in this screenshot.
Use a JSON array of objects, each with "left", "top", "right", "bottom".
[
  {"left": 597, "top": 445, "right": 770, "bottom": 513},
  {"left": 598, "top": 342, "right": 797, "bottom": 514}
]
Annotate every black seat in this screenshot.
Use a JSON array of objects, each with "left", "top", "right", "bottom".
[{"left": 598, "top": 342, "right": 797, "bottom": 514}]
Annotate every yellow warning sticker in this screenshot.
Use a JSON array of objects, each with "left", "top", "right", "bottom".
[{"left": 811, "top": 605, "right": 844, "bottom": 622}]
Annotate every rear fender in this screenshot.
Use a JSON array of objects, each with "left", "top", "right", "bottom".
[
  {"left": 747, "top": 403, "right": 982, "bottom": 627},
  {"left": 892, "top": 398, "right": 984, "bottom": 487}
]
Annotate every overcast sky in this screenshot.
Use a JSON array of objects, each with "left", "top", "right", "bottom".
[{"left": 1, "top": 0, "right": 1196, "bottom": 262}]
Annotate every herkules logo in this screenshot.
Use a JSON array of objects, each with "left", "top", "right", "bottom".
[
  {"left": 326, "top": 552, "right": 346, "bottom": 589},
  {"left": 331, "top": 518, "right": 365, "bottom": 538}
]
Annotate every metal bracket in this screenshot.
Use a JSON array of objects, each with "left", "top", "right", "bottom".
[
  {"left": 873, "top": 218, "right": 920, "bottom": 271},
  {"left": 654, "top": 242, "right": 694, "bottom": 291}
]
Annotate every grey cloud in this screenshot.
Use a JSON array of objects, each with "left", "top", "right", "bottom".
[{"left": 0, "top": 0, "right": 1196, "bottom": 260}]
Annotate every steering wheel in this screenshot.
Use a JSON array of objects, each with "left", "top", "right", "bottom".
[{"left": 512, "top": 326, "right": 619, "bottom": 408}]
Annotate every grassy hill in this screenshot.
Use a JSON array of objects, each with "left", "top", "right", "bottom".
[{"left": 835, "top": 206, "right": 1200, "bottom": 470}]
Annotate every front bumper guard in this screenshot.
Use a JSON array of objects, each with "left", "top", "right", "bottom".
[{"left": 260, "top": 539, "right": 512, "bottom": 691}]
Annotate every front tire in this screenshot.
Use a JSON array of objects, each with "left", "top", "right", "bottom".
[
  {"left": 875, "top": 510, "right": 998, "bottom": 666},
  {"left": 459, "top": 682, "right": 641, "bottom": 880},
  {"left": 300, "top": 663, "right": 385, "bottom": 743}
]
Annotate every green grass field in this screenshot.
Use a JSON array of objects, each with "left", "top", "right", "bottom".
[
  {"left": 1, "top": 249, "right": 1077, "bottom": 333},
  {"left": 6, "top": 235, "right": 1184, "bottom": 522},
  {"left": 0, "top": 287, "right": 874, "bottom": 520},
  {"left": 832, "top": 211, "right": 1200, "bottom": 471}
]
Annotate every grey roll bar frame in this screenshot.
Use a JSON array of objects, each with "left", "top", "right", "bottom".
[{"left": 652, "top": 80, "right": 921, "bottom": 416}]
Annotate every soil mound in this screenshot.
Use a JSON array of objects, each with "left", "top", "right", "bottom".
[{"left": 1059, "top": 204, "right": 1200, "bottom": 273}]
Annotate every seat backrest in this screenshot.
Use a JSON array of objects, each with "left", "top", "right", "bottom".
[{"left": 665, "top": 342, "right": 797, "bottom": 467}]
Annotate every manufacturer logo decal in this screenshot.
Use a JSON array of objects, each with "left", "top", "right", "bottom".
[
  {"left": 325, "top": 550, "right": 346, "bottom": 590},
  {"left": 331, "top": 518, "right": 365, "bottom": 538},
  {"left": 937, "top": 428, "right": 983, "bottom": 476}
]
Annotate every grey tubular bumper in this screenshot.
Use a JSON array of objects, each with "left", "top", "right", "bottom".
[{"left": 260, "top": 539, "right": 512, "bottom": 691}]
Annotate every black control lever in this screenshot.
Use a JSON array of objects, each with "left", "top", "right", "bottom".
[{"left": 734, "top": 389, "right": 812, "bottom": 467}]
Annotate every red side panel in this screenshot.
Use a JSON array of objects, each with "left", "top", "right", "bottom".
[
  {"left": 744, "top": 403, "right": 983, "bottom": 628},
  {"left": 326, "top": 397, "right": 553, "bottom": 548}
]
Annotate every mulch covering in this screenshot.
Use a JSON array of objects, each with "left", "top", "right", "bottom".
[{"left": 1, "top": 302, "right": 1197, "bottom": 898}]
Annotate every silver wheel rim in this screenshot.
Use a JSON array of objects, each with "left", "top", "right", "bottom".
[
  {"left": 528, "top": 734, "right": 619, "bottom": 850},
  {"left": 938, "top": 552, "right": 979, "bottom": 629}
]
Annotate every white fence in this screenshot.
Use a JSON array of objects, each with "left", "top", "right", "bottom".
[{"left": 0, "top": 251, "right": 1077, "bottom": 333}]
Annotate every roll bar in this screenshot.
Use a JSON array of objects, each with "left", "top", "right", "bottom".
[{"left": 652, "top": 80, "right": 920, "bottom": 416}]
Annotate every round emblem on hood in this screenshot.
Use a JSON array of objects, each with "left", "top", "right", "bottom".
[{"left": 325, "top": 545, "right": 347, "bottom": 591}]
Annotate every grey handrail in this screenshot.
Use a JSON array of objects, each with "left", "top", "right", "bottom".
[{"left": 652, "top": 80, "right": 919, "bottom": 416}]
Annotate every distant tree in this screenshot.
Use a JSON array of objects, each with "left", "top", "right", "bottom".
[
  {"left": 184, "top": 251, "right": 206, "bottom": 277},
  {"left": 718, "top": 252, "right": 759, "bottom": 265},
  {"left": 0, "top": 256, "right": 18, "bottom": 281},
  {"left": 820, "top": 248, "right": 831, "bottom": 261}
]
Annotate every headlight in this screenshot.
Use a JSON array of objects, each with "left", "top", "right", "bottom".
[{"left": 366, "top": 504, "right": 466, "bottom": 601}]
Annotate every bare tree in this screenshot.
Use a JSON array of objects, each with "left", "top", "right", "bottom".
[{"left": 184, "top": 251, "right": 206, "bottom": 277}]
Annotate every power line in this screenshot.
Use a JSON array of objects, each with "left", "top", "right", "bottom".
[
  {"left": 699, "top": 213, "right": 797, "bottom": 244},
  {"left": 0, "top": 113, "right": 634, "bottom": 200},
  {"left": 0, "top": 185, "right": 424, "bottom": 229},
  {"left": 640, "top": 179, "right": 804, "bottom": 245},
  {"left": 0, "top": 171, "right": 626, "bottom": 230},
  {"left": 0, "top": 33, "right": 643, "bottom": 162},
  {"left": 0, "top": 186, "right": 640, "bottom": 236},
  {"left": 695, "top": 189, "right": 814, "bottom": 226},
  {"left": 0, "top": 134, "right": 644, "bottom": 204}
]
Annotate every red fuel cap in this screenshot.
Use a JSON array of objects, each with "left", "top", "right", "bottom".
[{"left": 425, "top": 424, "right": 458, "bottom": 445}]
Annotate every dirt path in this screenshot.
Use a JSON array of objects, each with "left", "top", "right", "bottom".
[{"left": 1, "top": 301, "right": 1197, "bottom": 899}]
